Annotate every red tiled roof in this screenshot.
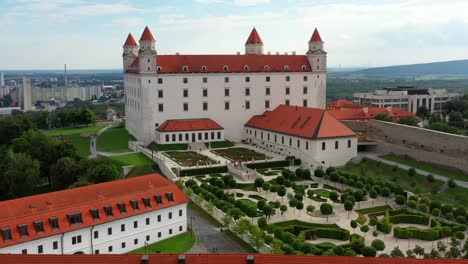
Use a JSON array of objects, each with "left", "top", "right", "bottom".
[
  {"left": 310, "top": 28, "right": 323, "bottom": 42},
  {"left": 140, "top": 26, "right": 155, "bottom": 41},
  {"left": 126, "top": 55, "right": 311, "bottom": 74},
  {"left": 0, "top": 174, "right": 189, "bottom": 248},
  {"left": 245, "top": 27, "right": 263, "bottom": 44},
  {"left": 123, "top": 33, "right": 137, "bottom": 46},
  {"left": 328, "top": 99, "right": 361, "bottom": 109},
  {"left": 245, "top": 105, "right": 355, "bottom": 139},
  {"left": 328, "top": 107, "right": 420, "bottom": 121},
  {"left": 0, "top": 254, "right": 465, "bottom": 264},
  {"left": 158, "top": 118, "right": 223, "bottom": 132}
]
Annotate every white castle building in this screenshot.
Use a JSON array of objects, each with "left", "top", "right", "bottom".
[
  {"left": 0, "top": 174, "right": 188, "bottom": 255},
  {"left": 123, "top": 27, "right": 328, "bottom": 145}
]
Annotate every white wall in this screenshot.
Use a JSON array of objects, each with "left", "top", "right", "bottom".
[
  {"left": 125, "top": 71, "right": 326, "bottom": 144},
  {"left": 156, "top": 129, "right": 224, "bottom": 144},
  {"left": 244, "top": 127, "right": 356, "bottom": 167},
  {"left": 0, "top": 204, "right": 187, "bottom": 255}
]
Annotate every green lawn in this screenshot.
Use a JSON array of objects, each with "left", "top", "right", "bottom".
[
  {"left": 164, "top": 151, "right": 218, "bottom": 167},
  {"left": 110, "top": 153, "right": 154, "bottom": 177},
  {"left": 205, "top": 140, "right": 235, "bottom": 149},
  {"left": 43, "top": 124, "right": 105, "bottom": 157},
  {"left": 148, "top": 142, "right": 188, "bottom": 151},
  {"left": 238, "top": 199, "right": 258, "bottom": 208},
  {"left": 311, "top": 189, "right": 331, "bottom": 198},
  {"left": 355, "top": 205, "right": 392, "bottom": 215},
  {"left": 187, "top": 202, "right": 223, "bottom": 227},
  {"left": 380, "top": 154, "right": 468, "bottom": 182},
  {"left": 129, "top": 231, "right": 195, "bottom": 254},
  {"left": 423, "top": 186, "right": 468, "bottom": 207},
  {"left": 356, "top": 214, "right": 367, "bottom": 225},
  {"left": 211, "top": 147, "right": 266, "bottom": 162},
  {"left": 223, "top": 230, "right": 258, "bottom": 253},
  {"left": 235, "top": 182, "right": 257, "bottom": 191},
  {"left": 339, "top": 158, "right": 444, "bottom": 194},
  {"left": 97, "top": 127, "right": 135, "bottom": 153}
]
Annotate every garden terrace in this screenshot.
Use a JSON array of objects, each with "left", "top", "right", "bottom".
[
  {"left": 129, "top": 231, "right": 195, "bottom": 254},
  {"left": 110, "top": 153, "right": 154, "bottom": 177},
  {"left": 270, "top": 220, "right": 350, "bottom": 241},
  {"left": 44, "top": 124, "right": 105, "bottom": 157},
  {"left": 179, "top": 166, "right": 228, "bottom": 177},
  {"left": 164, "top": 151, "right": 218, "bottom": 167},
  {"left": 212, "top": 147, "right": 267, "bottom": 162},
  {"left": 148, "top": 142, "right": 188, "bottom": 151},
  {"left": 97, "top": 127, "right": 135, "bottom": 153}
]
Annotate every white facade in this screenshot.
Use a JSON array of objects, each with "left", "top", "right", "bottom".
[
  {"left": 353, "top": 87, "right": 461, "bottom": 114},
  {"left": 21, "top": 76, "right": 32, "bottom": 111},
  {"left": 124, "top": 27, "right": 327, "bottom": 145},
  {"left": 156, "top": 129, "right": 224, "bottom": 144},
  {"left": 0, "top": 72, "right": 4, "bottom": 87},
  {"left": 0, "top": 204, "right": 187, "bottom": 255},
  {"left": 243, "top": 127, "right": 356, "bottom": 167}
]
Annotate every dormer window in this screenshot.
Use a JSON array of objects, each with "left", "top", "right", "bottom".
[
  {"left": 201, "top": 66, "right": 207, "bottom": 71},
  {"left": 33, "top": 221, "right": 44, "bottom": 233},
  {"left": 157, "top": 66, "right": 162, "bottom": 72},
  {"left": 182, "top": 66, "right": 188, "bottom": 72},
  {"left": 223, "top": 65, "right": 228, "bottom": 71},
  {"left": 17, "top": 224, "right": 29, "bottom": 237},
  {"left": 142, "top": 197, "right": 151, "bottom": 208},
  {"left": 90, "top": 208, "right": 100, "bottom": 220},
  {"left": 154, "top": 194, "right": 163, "bottom": 205},
  {"left": 1, "top": 227, "right": 12, "bottom": 241},
  {"left": 67, "top": 212, "right": 83, "bottom": 225},
  {"left": 244, "top": 65, "right": 249, "bottom": 71},
  {"left": 264, "top": 65, "right": 270, "bottom": 70},
  {"left": 301, "top": 65, "right": 307, "bottom": 70},
  {"left": 104, "top": 205, "right": 113, "bottom": 217},
  {"left": 166, "top": 192, "right": 174, "bottom": 202},
  {"left": 49, "top": 217, "right": 59, "bottom": 230},
  {"left": 117, "top": 202, "right": 127, "bottom": 214},
  {"left": 130, "top": 199, "right": 140, "bottom": 211},
  {"left": 284, "top": 65, "right": 289, "bottom": 70}
]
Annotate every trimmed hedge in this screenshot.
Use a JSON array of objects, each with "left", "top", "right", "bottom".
[
  {"left": 393, "top": 226, "right": 441, "bottom": 241},
  {"left": 431, "top": 218, "right": 467, "bottom": 233},
  {"left": 376, "top": 212, "right": 392, "bottom": 234},
  {"left": 389, "top": 214, "right": 429, "bottom": 225},
  {"left": 179, "top": 166, "right": 227, "bottom": 176},
  {"left": 246, "top": 160, "right": 290, "bottom": 169},
  {"left": 302, "top": 228, "right": 350, "bottom": 241}
]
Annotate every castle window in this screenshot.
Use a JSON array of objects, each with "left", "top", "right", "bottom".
[
  {"left": 67, "top": 212, "right": 83, "bottom": 225},
  {"left": 301, "top": 65, "right": 307, "bottom": 70},
  {"left": 245, "top": 88, "right": 250, "bottom": 96},
  {"left": 158, "top": 78, "right": 163, "bottom": 84},
  {"left": 285, "top": 76, "right": 290, "bottom": 82},
  {"left": 183, "top": 103, "right": 188, "bottom": 111},
  {"left": 203, "top": 77, "right": 208, "bottom": 83},
  {"left": 130, "top": 199, "right": 140, "bottom": 211},
  {"left": 90, "top": 208, "right": 100, "bottom": 220},
  {"left": 158, "top": 90, "right": 163, "bottom": 98},
  {"left": 203, "top": 102, "right": 208, "bottom": 111},
  {"left": 284, "top": 65, "right": 289, "bottom": 70},
  {"left": 224, "top": 88, "right": 230, "bottom": 97},
  {"left": 285, "top": 99, "right": 290, "bottom": 105},
  {"left": 245, "top": 101, "right": 250, "bottom": 110},
  {"left": 1, "top": 227, "right": 12, "bottom": 241},
  {"left": 264, "top": 65, "right": 270, "bottom": 70},
  {"left": 244, "top": 65, "right": 249, "bottom": 71},
  {"left": 117, "top": 202, "right": 127, "bottom": 214},
  {"left": 17, "top": 224, "right": 29, "bottom": 237},
  {"left": 265, "top": 87, "right": 270, "bottom": 95},
  {"left": 183, "top": 89, "right": 188, "bottom": 98},
  {"left": 245, "top": 76, "right": 250, "bottom": 82},
  {"left": 223, "top": 65, "right": 228, "bottom": 71},
  {"left": 285, "top": 87, "right": 290, "bottom": 95},
  {"left": 154, "top": 194, "right": 163, "bottom": 205},
  {"left": 266, "top": 76, "right": 270, "bottom": 82},
  {"left": 201, "top": 66, "right": 207, "bottom": 71},
  {"left": 165, "top": 134, "right": 169, "bottom": 142},
  {"left": 224, "top": 77, "right": 229, "bottom": 83},
  {"left": 203, "top": 89, "right": 208, "bottom": 97},
  {"left": 304, "top": 76, "right": 308, "bottom": 81},
  {"left": 348, "top": 140, "right": 351, "bottom": 148},
  {"left": 157, "top": 66, "right": 162, "bottom": 71},
  {"left": 265, "top": 100, "right": 270, "bottom": 109},
  {"left": 49, "top": 217, "right": 59, "bottom": 230},
  {"left": 104, "top": 205, "right": 113, "bottom": 217},
  {"left": 183, "top": 77, "right": 188, "bottom": 84},
  {"left": 303, "top": 86, "right": 308, "bottom": 94},
  {"left": 322, "top": 142, "right": 326, "bottom": 150},
  {"left": 33, "top": 220, "right": 44, "bottom": 233},
  {"left": 225, "top": 101, "right": 230, "bottom": 110},
  {"left": 166, "top": 192, "right": 174, "bottom": 202},
  {"left": 182, "top": 66, "right": 188, "bottom": 72},
  {"left": 303, "top": 99, "right": 307, "bottom": 107},
  {"left": 158, "top": 103, "right": 163, "bottom": 112},
  {"left": 335, "top": 141, "right": 339, "bottom": 149},
  {"left": 142, "top": 197, "right": 151, "bottom": 208}
]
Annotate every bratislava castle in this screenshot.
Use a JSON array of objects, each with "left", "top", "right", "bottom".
[{"left": 123, "top": 26, "right": 327, "bottom": 144}]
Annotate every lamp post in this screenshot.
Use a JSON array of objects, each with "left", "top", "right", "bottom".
[
  {"left": 190, "top": 216, "right": 195, "bottom": 238},
  {"left": 144, "top": 241, "right": 148, "bottom": 254}
]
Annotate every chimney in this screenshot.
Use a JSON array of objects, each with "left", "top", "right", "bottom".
[
  {"left": 246, "top": 255, "right": 255, "bottom": 264},
  {"left": 141, "top": 255, "right": 149, "bottom": 264},
  {"left": 29, "top": 204, "right": 37, "bottom": 213},
  {"left": 292, "top": 51, "right": 296, "bottom": 55},
  {"left": 236, "top": 51, "right": 240, "bottom": 55},
  {"left": 275, "top": 52, "right": 279, "bottom": 55},
  {"left": 97, "top": 191, "right": 104, "bottom": 199},
  {"left": 284, "top": 52, "right": 288, "bottom": 55},
  {"left": 267, "top": 51, "right": 271, "bottom": 55},
  {"left": 176, "top": 52, "right": 180, "bottom": 55},
  {"left": 178, "top": 255, "right": 186, "bottom": 264},
  {"left": 363, "top": 107, "right": 368, "bottom": 114},
  {"left": 46, "top": 201, "right": 53, "bottom": 210}
]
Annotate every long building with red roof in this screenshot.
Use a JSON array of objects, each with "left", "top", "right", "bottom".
[
  {"left": 244, "top": 105, "right": 357, "bottom": 167},
  {"left": 0, "top": 174, "right": 189, "bottom": 255},
  {"left": 123, "top": 26, "right": 328, "bottom": 145}
]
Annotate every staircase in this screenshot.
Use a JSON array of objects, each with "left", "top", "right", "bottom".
[{"left": 188, "top": 142, "right": 207, "bottom": 151}]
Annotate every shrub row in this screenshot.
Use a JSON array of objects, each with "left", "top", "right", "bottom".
[
  {"left": 376, "top": 212, "right": 392, "bottom": 234},
  {"left": 393, "top": 226, "right": 441, "bottom": 241},
  {"left": 246, "top": 160, "right": 290, "bottom": 169},
  {"left": 179, "top": 166, "right": 227, "bottom": 176},
  {"left": 389, "top": 214, "right": 429, "bottom": 225},
  {"left": 302, "top": 228, "right": 350, "bottom": 241}
]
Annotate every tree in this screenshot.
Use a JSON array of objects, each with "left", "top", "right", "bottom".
[
  {"left": 371, "top": 239, "right": 385, "bottom": 252},
  {"left": 306, "top": 205, "right": 315, "bottom": 215},
  {"left": 262, "top": 182, "right": 271, "bottom": 193},
  {"left": 269, "top": 185, "right": 278, "bottom": 198},
  {"left": 413, "top": 245, "right": 425, "bottom": 256},
  {"left": 277, "top": 186, "right": 286, "bottom": 202},
  {"left": 232, "top": 219, "right": 251, "bottom": 236},
  {"left": 448, "top": 112, "right": 465, "bottom": 128},
  {"left": 432, "top": 208, "right": 441, "bottom": 217},
  {"left": 222, "top": 213, "right": 233, "bottom": 227},
  {"left": 314, "top": 168, "right": 325, "bottom": 178},
  {"left": 0, "top": 115, "right": 34, "bottom": 145},
  {"left": 408, "top": 168, "right": 416, "bottom": 176},
  {"left": 362, "top": 246, "right": 377, "bottom": 257},
  {"left": 369, "top": 189, "right": 378, "bottom": 206},
  {"left": 83, "top": 158, "right": 119, "bottom": 183},
  {"left": 360, "top": 225, "right": 369, "bottom": 237},
  {"left": 248, "top": 225, "right": 265, "bottom": 250},
  {"left": 395, "top": 195, "right": 406, "bottom": 205},
  {"left": 416, "top": 105, "right": 430, "bottom": 119},
  {"left": 408, "top": 200, "right": 417, "bottom": 209},
  {"left": 427, "top": 174, "right": 435, "bottom": 182},
  {"left": 380, "top": 187, "right": 391, "bottom": 202},
  {"left": 254, "top": 178, "right": 264, "bottom": 191},
  {"left": 448, "top": 179, "right": 457, "bottom": 188},
  {"left": 80, "top": 107, "right": 98, "bottom": 126},
  {"left": 398, "top": 116, "right": 419, "bottom": 126},
  {"left": 375, "top": 113, "right": 393, "bottom": 122},
  {"left": 280, "top": 204, "right": 288, "bottom": 219},
  {"left": 295, "top": 201, "right": 304, "bottom": 215},
  {"left": 344, "top": 199, "right": 354, "bottom": 218},
  {"left": 67, "top": 177, "right": 92, "bottom": 189},
  {"left": 227, "top": 208, "right": 243, "bottom": 220},
  {"left": 329, "top": 191, "right": 339, "bottom": 203},
  {"left": 320, "top": 203, "right": 333, "bottom": 222},
  {"left": 288, "top": 198, "right": 298, "bottom": 212},
  {"left": 303, "top": 169, "right": 311, "bottom": 180},
  {"left": 0, "top": 152, "right": 41, "bottom": 199},
  {"left": 50, "top": 157, "right": 82, "bottom": 190},
  {"left": 257, "top": 200, "right": 266, "bottom": 211},
  {"left": 263, "top": 205, "right": 275, "bottom": 219},
  {"left": 257, "top": 217, "right": 267, "bottom": 229},
  {"left": 390, "top": 246, "right": 405, "bottom": 258}
]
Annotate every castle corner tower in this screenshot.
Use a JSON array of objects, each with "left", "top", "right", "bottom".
[
  {"left": 122, "top": 33, "right": 139, "bottom": 72},
  {"left": 307, "top": 28, "right": 327, "bottom": 73},
  {"left": 138, "top": 26, "right": 157, "bottom": 74},
  {"left": 245, "top": 27, "right": 264, "bottom": 55}
]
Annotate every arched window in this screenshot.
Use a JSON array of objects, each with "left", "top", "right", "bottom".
[
  {"left": 201, "top": 66, "right": 207, "bottom": 71},
  {"left": 182, "top": 66, "right": 188, "bottom": 72},
  {"left": 244, "top": 65, "right": 249, "bottom": 71},
  {"left": 157, "top": 66, "right": 162, "bottom": 72},
  {"left": 301, "top": 65, "right": 307, "bottom": 70},
  {"left": 264, "top": 65, "right": 270, "bottom": 70},
  {"left": 284, "top": 65, "right": 289, "bottom": 70},
  {"left": 223, "top": 65, "right": 229, "bottom": 71}
]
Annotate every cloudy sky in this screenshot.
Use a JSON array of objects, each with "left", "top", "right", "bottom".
[{"left": 1, "top": 0, "right": 468, "bottom": 70}]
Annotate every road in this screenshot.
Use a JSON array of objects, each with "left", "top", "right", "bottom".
[{"left": 186, "top": 207, "right": 246, "bottom": 253}]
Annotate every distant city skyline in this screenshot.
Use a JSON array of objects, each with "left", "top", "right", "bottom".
[{"left": 1, "top": 0, "right": 468, "bottom": 70}]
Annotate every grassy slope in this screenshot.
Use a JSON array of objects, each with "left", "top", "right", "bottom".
[
  {"left": 380, "top": 154, "right": 468, "bottom": 182},
  {"left": 148, "top": 142, "right": 188, "bottom": 151},
  {"left": 355, "top": 205, "right": 392, "bottom": 215},
  {"left": 43, "top": 125, "right": 105, "bottom": 157},
  {"left": 110, "top": 153, "right": 154, "bottom": 177},
  {"left": 97, "top": 127, "right": 136, "bottom": 153},
  {"left": 187, "top": 202, "right": 223, "bottom": 228},
  {"left": 129, "top": 231, "right": 195, "bottom": 254}
]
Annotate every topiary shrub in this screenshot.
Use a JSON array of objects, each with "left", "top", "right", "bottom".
[{"left": 408, "top": 168, "right": 416, "bottom": 177}]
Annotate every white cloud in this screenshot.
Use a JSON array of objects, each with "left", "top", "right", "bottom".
[
  {"left": 112, "top": 17, "right": 145, "bottom": 27},
  {"left": 194, "top": 0, "right": 270, "bottom": 6}
]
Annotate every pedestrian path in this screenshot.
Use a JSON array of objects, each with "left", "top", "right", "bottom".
[{"left": 358, "top": 152, "right": 468, "bottom": 188}]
